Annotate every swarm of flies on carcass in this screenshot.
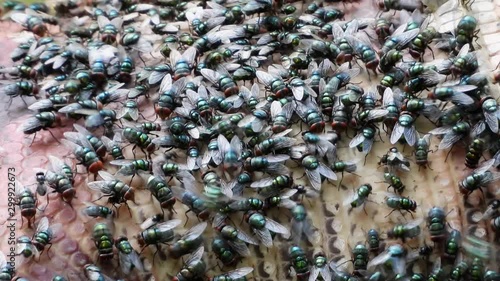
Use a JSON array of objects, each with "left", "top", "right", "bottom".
[{"left": 0, "top": 0, "right": 499, "bottom": 279}]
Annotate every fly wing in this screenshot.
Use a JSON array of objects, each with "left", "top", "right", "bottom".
[
  {"left": 230, "top": 136, "right": 243, "bottom": 157},
  {"left": 109, "top": 160, "right": 133, "bottom": 167},
  {"left": 474, "top": 158, "right": 496, "bottom": 174},
  {"left": 229, "top": 198, "right": 253, "bottom": 211},
  {"left": 387, "top": 150, "right": 405, "bottom": 162},
  {"left": 264, "top": 217, "right": 290, "bottom": 238},
  {"left": 253, "top": 228, "right": 273, "bottom": 247},
  {"left": 85, "top": 114, "right": 106, "bottom": 130},
  {"left": 226, "top": 267, "right": 254, "bottom": 279},
  {"left": 383, "top": 87, "right": 394, "bottom": 107},
  {"left": 16, "top": 239, "right": 37, "bottom": 265},
  {"left": 391, "top": 256, "right": 407, "bottom": 276},
  {"left": 185, "top": 246, "right": 204, "bottom": 265},
  {"left": 14, "top": 180, "right": 29, "bottom": 198},
  {"left": 148, "top": 70, "right": 167, "bottom": 85},
  {"left": 60, "top": 139, "right": 83, "bottom": 153},
  {"left": 266, "top": 154, "right": 290, "bottom": 162},
  {"left": 391, "top": 23, "right": 407, "bottom": 37},
  {"left": 450, "top": 92, "right": 474, "bottom": 106},
  {"left": 118, "top": 249, "right": 134, "bottom": 273},
  {"left": 21, "top": 117, "right": 43, "bottom": 134},
  {"left": 35, "top": 216, "right": 49, "bottom": 232},
  {"left": 48, "top": 156, "right": 70, "bottom": 175},
  {"left": 10, "top": 12, "right": 29, "bottom": 25},
  {"left": 73, "top": 123, "right": 93, "bottom": 137},
  {"left": 306, "top": 169, "right": 321, "bottom": 190},
  {"left": 345, "top": 19, "right": 359, "bottom": 36},
  {"left": 256, "top": 70, "right": 275, "bottom": 86},
  {"left": 270, "top": 100, "right": 282, "bottom": 119},
  {"left": 181, "top": 46, "right": 197, "bottom": 64},
  {"left": 484, "top": 110, "right": 499, "bottom": 134},
  {"left": 110, "top": 16, "right": 123, "bottom": 29},
  {"left": 291, "top": 86, "right": 304, "bottom": 100},
  {"left": 169, "top": 48, "right": 182, "bottom": 66},
  {"left": 236, "top": 229, "right": 259, "bottom": 245},
  {"left": 250, "top": 83, "right": 260, "bottom": 99},
  {"left": 140, "top": 215, "right": 162, "bottom": 230},
  {"left": 471, "top": 121, "right": 486, "bottom": 137},
  {"left": 438, "top": 132, "right": 461, "bottom": 150},
  {"left": 343, "top": 191, "right": 359, "bottom": 207},
  {"left": 98, "top": 171, "right": 116, "bottom": 181},
  {"left": 87, "top": 181, "right": 114, "bottom": 194},
  {"left": 206, "top": 16, "right": 226, "bottom": 29},
  {"left": 308, "top": 267, "right": 320, "bottom": 281},
  {"left": 84, "top": 266, "right": 114, "bottom": 281},
  {"left": 250, "top": 177, "right": 274, "bottom": 188},
  {"left": 239, "top": 85, "right": 252, "bottom": 100},
  {"left": 46, "top": 55, "right": 67, "bottom": 70},
  {"left": 394, "top": 29, "right": 420, "bottom": 49},
  {"left": 390, "top": 122, "right": 405, "bottom": 144},
  {"left": 225, "top": 240, "right": 250, "bottom": 257},
  {"left": 319, "top": 266, "right": 332, "bottom": 281},
  {"left": 361, "top": 138, "right": 374, "bottom": 154},
  {"left": 237, "top": 114, "right": 256, "bottom": 128},
  {"left": 405, "top": 218, "right": 424, "bottom": 229},
  {"left": 156, "top": 219, "right": 183, "bottom": 232},
  {"left": 367, "top": 109, "right": 389, "bottom": 121},
  {"left": 457, "top": 43, "right": 470, "bottom": 57},
  {"left": 201, "top": 68, "right": 220, "bottom": 85},
  {"left": 28, "top": 99, "right": 54, "bottom": 111},
  {"left": 158, "top": 74, "right": 173, "bottom": 93},
  {"left": 181, "top": 222, "right": 207, "bottom": 241},
  {"left": 217, "top": 134, "right": 231, "bottom": 156},
  {"left": 58, "top": 103, "right": 83, "bottom": 114},
  {"left": 349, "top": 132, "right": 366, "bottom": 148},
  {"left": 211, "top": 148, "right": 223, "bottom": 167},
  {"left": 186, "top": 155, "right": 200, "bottom": 171},
  {"left": 403, "top": 126, "right": 418, "bottom": 146},
  {"left": 318, "top": 163, "right": 337, "bottom": 180},
  {"left": 428, "top": 126, "right": 452, "bottom": 135},
  {"left": 367, "top": 250, "right": 392, "bottom": 269},
  {"left": 64, "top": 131, "right": 86, "bottom": 147},
  {"left": 331, "top": 22, "right": 344, "bottom": 41}
]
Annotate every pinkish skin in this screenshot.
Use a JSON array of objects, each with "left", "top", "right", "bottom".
[{"left": 0, "top": 22, "right": 157, "bottom": 280}]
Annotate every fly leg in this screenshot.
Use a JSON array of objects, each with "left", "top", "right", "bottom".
[
  {"left": 362, "top": 205, "right": 369, "bottom": 216},
  {"left": 128, "top": 173, "right": 136, "bottom": 187},
  {"left": 29, "top": 132, "right": 38, "bottom": 147},
  {"left": 44, "top": 242, "right": 53, "bottom": 259},
  {"left": 385, "top": 209, "right": 398, "bottom": 218},
  {"left": 150, "top": 245, "right": 161, "bottom": 265},
  {"left": 338, "top": 172, "right": 345, "bottom": 189},
  {"left": 92, "top": 194, "right": 109, "bottom": 203},
  {"left": 46, "top": 129, "right": 61, "bottom": 144},
  {"left": 184, "top": 209, "right": 192, "bottom": 227},
  {"left": 20, "top": 95, "right": 29, "bottom": 107},
  {"left": 124, "top": 202, "right": 133, "bottom": 218},
  {"left": 427, "top": 46, "right": 435, "bottom": 60}
]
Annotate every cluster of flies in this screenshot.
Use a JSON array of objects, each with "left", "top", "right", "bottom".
[{"left": 0, "top": 0, "right": 499, "bottom": 280}]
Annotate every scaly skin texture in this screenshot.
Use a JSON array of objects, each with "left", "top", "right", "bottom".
[{"left": 0, "top": 0, "right": 499, "bottom": 280}]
